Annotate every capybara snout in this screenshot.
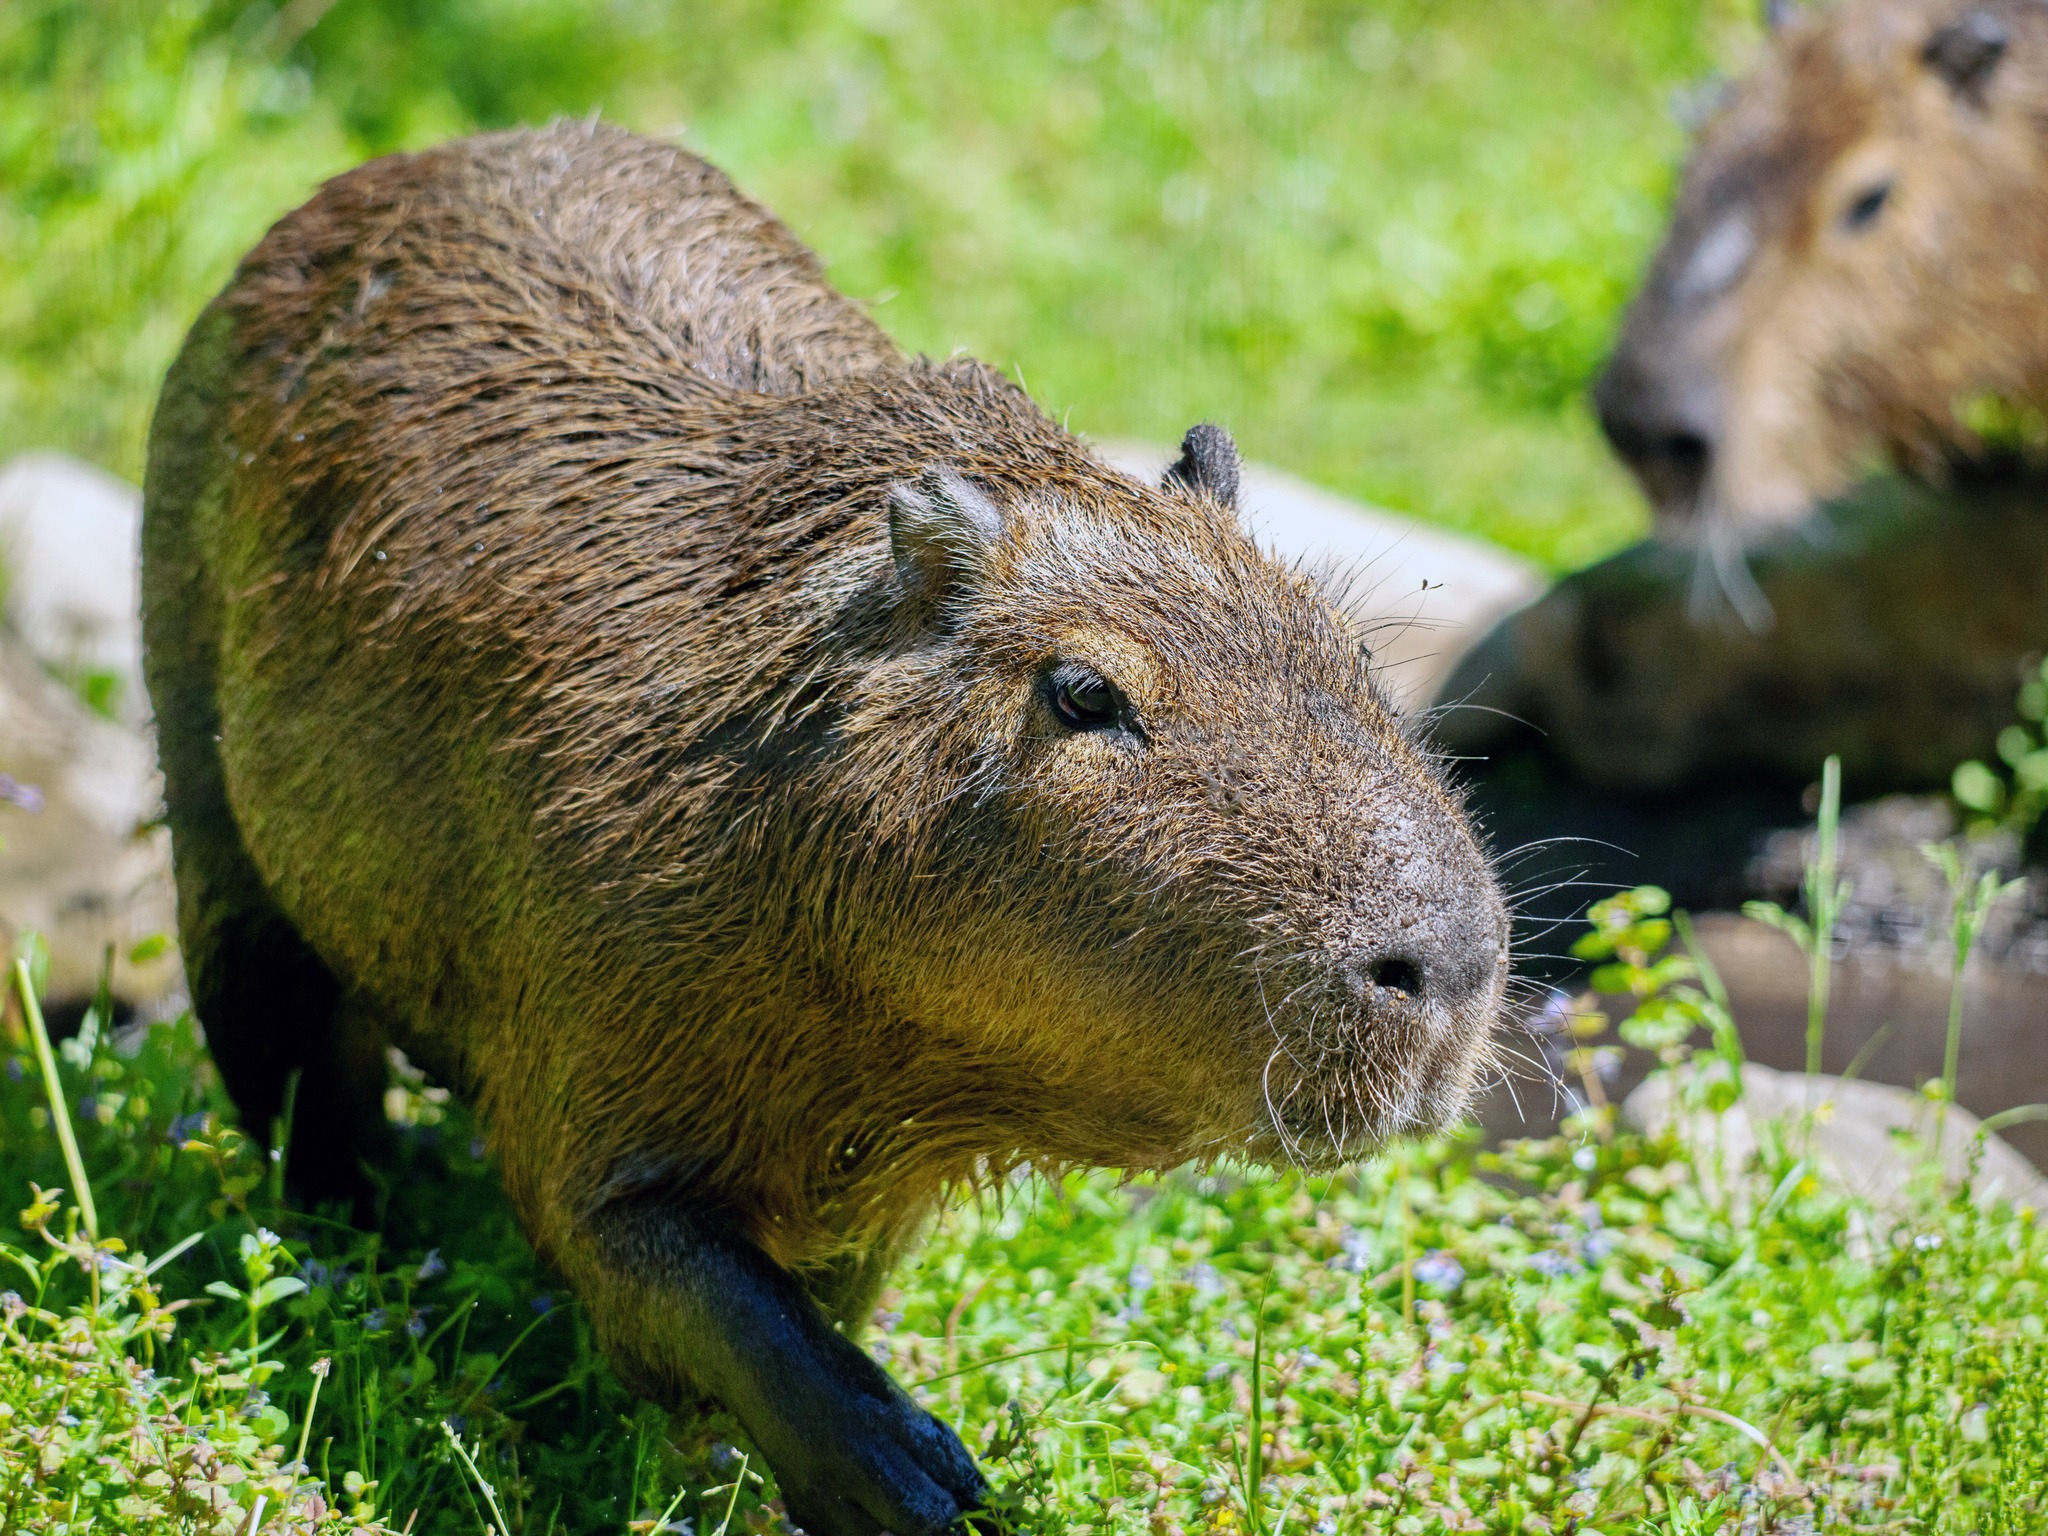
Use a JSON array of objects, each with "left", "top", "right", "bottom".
[{"left": 141, "top": 122, "right": 1505, "bottom": 1528}]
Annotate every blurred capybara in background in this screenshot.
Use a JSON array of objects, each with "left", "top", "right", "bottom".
[
  {"left": 142, "top": 123, "right": 1508, "bottom": 1533},
  {"left": 1597, "top": 0, "right": 2048, "bottom": 535}
]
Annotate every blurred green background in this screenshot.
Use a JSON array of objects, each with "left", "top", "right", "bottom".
[{"left": 2, "top": 0, "right": 1759, "bottom": 570}]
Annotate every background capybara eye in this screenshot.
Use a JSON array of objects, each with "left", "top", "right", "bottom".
[{"left": 1843, "top": 181, "right": 1892, "bottom": 229}]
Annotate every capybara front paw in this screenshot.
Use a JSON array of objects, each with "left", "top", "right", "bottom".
[{"left": 771, "top": 1385, "right": 986, "bottom": 1536}]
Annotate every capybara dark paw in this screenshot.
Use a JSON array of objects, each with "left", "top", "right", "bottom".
[{"left": 771, "top": 1387, "right": 986, "bottom": 1536}]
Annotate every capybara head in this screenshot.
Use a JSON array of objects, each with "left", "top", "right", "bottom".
[
  {"left": 1596, "top": 0, "right": 2048, "bottom": 534},
  {"left": 719, "top": 407, "right": 1512, "bottom": 1183}
]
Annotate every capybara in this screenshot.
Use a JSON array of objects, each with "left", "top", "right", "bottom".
[
  {"left": 1597, "top": 0, "right": 2048, "bottom": 535},
  {"left": 141, "top": 122, "right": 1509, "bottom": 1531}
]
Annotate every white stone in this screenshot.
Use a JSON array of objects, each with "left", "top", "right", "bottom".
[
  {"left": 0, "top": 453, "right": 179, "bottom": 1013},
  {"left": 1092, "top": 441, "right": 1545, "bottom": 708},
  {"left": 0, "top": 629, "right": 181, "bottom": 1014},
  {"left": 0, "top": 451, "right": 148, "bottom": 727},
  {"left": 1624, "top": 1060, "right": 2048, "bottom": 1214}
]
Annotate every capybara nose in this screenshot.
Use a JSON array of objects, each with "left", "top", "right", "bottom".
[
  {"left": 1344, "top": 895, "right": 1504, "bottom": 1014},
  {"left": 1593, "top": 352, "right": 1719, "bottom": 521}
]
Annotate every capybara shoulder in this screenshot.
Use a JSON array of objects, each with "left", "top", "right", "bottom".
[{"left": 142, "top": 121, "right": 1507, "bottom": 1533}]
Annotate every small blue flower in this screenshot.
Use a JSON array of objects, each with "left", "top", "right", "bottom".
[
  {"left": 0, "top": 774, "right": 44, "bottom": 813},
  {"left": 1185, "top": 1263, "right": 1226, "bottom": 1299},
  {"left": 711, "top": 1441, "right": 742, "bottom": 1471},
  {"left": 166, "top": 1112, "right": 210, "bottom": 1147},
  {"left": 405, "top": 1305, "right": 436, "bottom": 1340},
  {"left": 1413, "top": 1250, "right": 1465, "bottom": 1290},
  {"left": 1333, "top": 1227, "right": 1375, "bottom": 1273},
  {"left": 1528, "top": 1248, "right": 1580, "bottom": 1278},
  {"left": 5, "top": 1059, "right": 22, "bottom": 1083},
  {"left": 530, "top": 1293, "right": 555, "bottom": 1315},
  {"left": 364, "top": 1308, "right": 388, "bottom": 1333},
  {"left": 415, "top": 1248, "right": 447, "bottom": 1282},
  {"left": 1118, "top": 1263, "right": 1154, "bottom": 1320},
  {"left": 1582, "top": 1229, "right": 1620, "bottom": 1263}
]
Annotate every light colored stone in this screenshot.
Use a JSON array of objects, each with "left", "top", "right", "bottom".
[
  {"left": 1092, "top": 441, "right": 1546, "bottom": 709},
  {"left": 0, "top": 451, "right": 148, "bottom": 728},
  {"left": 1623, "top": 1059, "right": 2048, "bottom": 1214},
  {"left": 0, "top": 629, "right": 182, "bottom": 1014},
  {"left": 0, "top": 453, "right": 180, "bottom": 1015}
]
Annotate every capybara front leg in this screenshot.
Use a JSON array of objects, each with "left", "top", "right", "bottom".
[{"left": 583, "top": 1196, "right": 986, "bottom": 1536}]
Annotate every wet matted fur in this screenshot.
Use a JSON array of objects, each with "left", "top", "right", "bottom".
[{"left": 142, "top": 122, "right": 1507, "bottom": 1528}]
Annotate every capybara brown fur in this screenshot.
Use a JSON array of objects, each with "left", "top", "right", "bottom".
[
  {"left": 141, "top": 121, "right": 1508, "bottom": 1531},
  {"left": 1597, "top": 0, "right": 2048, "bottom": 536}
]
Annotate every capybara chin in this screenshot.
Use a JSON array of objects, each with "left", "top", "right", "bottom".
[
  {"left": 142, "top": 122, "right": 1508, "bottom": 1532},
  {"left": 1597, "top": 0, "right": 2048, "bottom": 537}
]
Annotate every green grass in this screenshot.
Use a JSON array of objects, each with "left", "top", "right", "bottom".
[
  {"left": 2, "top": 0, "right": 1766, "bottom": 569},
  {"left": 6, "top": 883, "right": 2048, "bottom": 1535}
]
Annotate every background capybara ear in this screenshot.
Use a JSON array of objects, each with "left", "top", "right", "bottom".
[
  {"left": 887, "top": 466, "right": 1003, "bottom": 610},
  {"left": 1924, "top": 10, "right": 2008, "bottom": 97},
  {"left": 1162, "top": 422, "right": 1241, "bottom": 512}
]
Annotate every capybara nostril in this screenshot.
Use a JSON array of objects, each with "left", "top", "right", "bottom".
[{"left": 1367, "top": 956, "right": 1423, "bottom": 998}]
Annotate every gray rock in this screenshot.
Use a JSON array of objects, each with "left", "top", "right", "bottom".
[
  {"left": 0, "top": 629, "right": 182, "bottom": 1015},
  {"left": 0, "top": 453, "right": 180, "bottom": 1017},
  {"left": 1624, "top": 1060, "right": 2048, "bottom": 1214},
  {"left": 1093, "top": 441, "right": 1545, "bottom": 709},
  {"left": 0, "top": 452, "right": 148, "bottom": 728}
]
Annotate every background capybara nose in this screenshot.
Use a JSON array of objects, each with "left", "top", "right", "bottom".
[{"left": 1593, "top": 350, "right": 1720, "bottom": 520}]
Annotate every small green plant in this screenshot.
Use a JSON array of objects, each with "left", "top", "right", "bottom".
[
  {"left": 1918, "top": 842, "right": 2026, "bottom": 1151},
  {"left": 1570, "top": 885, "right": 1743, "bottom": 1119},
  {"left": 1954, "top": 653, "right": 2048, "bottom": 839},
  {"left": 3, "top": 939, "right": 395, "bottom": 1535},
  {"left": 1743, "top": 754, "right": 1851, "bottom": 1087}
]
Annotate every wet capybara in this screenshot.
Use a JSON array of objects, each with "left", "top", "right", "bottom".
[
  {"left": 141, "top": 122, "right": 1509, "bottom": 1532},
  {"left": 1597, "top": 0, "right": 2048, "bottom": 535}
]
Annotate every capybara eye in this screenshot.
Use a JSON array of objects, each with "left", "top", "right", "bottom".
[
  {"left": 1843, "top": 180, "right": 1892, "bottom": 230},
  {"left": 1046, "top": 664, "right": 1123, "bottom": 731}
]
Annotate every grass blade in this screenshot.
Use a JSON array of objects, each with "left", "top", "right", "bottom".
[{"left": 15, "top": 954, "right": 98, "bottom": 1242}]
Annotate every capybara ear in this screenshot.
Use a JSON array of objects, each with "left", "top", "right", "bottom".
[
  {"left": 887, "top": 466, "right": 1003, "bottom": 610},
  {"left": 1924, "top": 10, "right": 2007, "bottom": 97},
  {"left": 1163, "top": 422, "right": 1241, "bottom": 512}
]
